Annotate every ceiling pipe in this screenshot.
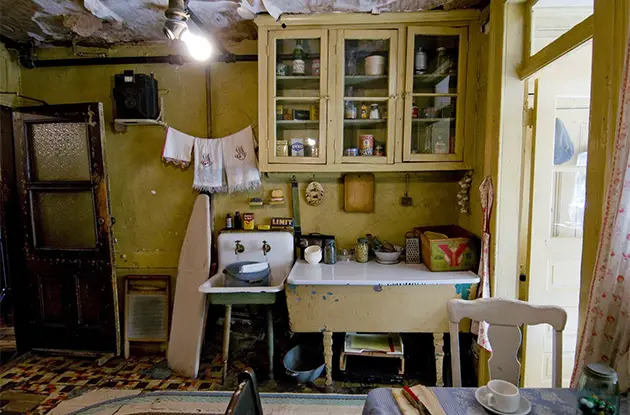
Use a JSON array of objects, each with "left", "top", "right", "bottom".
[{"left": 19, "top": 53, "right": 257, "bottom": 69}]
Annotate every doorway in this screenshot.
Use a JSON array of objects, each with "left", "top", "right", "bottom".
[{"left": 522, "top": 40, "right": 593, "bottom": 387}]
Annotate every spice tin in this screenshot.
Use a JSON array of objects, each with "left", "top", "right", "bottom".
[
  {"left": 276, "top": 104, "right": 284, "bottom": 120},
  {"left": 344, "top": 148, "right": 359, "bottom": 157},
  {"left": 277, "top": 63, "right": 289, "bottom": 76},
  {"left": 312, "top": 59, "right": 320, "bottom": 76},
  {"left": 412, "top": 103, "right": 419, "bottom": 119},
  {"left": 358, "top": 134, "right": 374, "bottom": 156},
  {"left": 422, "top": 107, "right": 438, "bottom": 118},
  {"left": 243, "top": 213, "right": 255, "bottom": 230},
  {"left": 276, "top": 139, "right": 289, "bottom": 157},
  {"left": 290, "top": 138, "right": 305, "bottom": 156}
]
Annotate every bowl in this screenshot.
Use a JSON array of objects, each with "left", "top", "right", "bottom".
[
  {"left": 374, "top": 250, "right": 402, "bottom": 263},
  {"left": 304, "top": 245, "right": 322, "bottom": 264}
]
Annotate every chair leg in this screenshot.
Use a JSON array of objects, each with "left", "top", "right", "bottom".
[
  {"left": 433, "top": 332, "right": 445, "bottom": 387},
  {"left": 222, "top": 305, "right": 232, "bottom": 385}
]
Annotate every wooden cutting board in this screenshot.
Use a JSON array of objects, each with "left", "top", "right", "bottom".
[{"left": 344, "top": 173, "right": 375, "bottom": 212}]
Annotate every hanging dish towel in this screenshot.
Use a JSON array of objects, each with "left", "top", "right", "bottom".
[
  {"left": 162, "top": 127, "right": 195, "bottom": 167},
  {"left": 221, "top": 125, "right": 261, "bottom": 193},
  {"left": 193, "top": 137, "right": 225, "bottom": 193}
]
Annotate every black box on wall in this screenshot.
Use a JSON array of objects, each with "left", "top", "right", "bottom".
[{"left": 113, "top": 71, "right": 159, "bottom": 119}]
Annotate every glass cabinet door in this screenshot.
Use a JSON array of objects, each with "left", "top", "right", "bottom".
[
  {"left": 403, "top": 27, "right": 468, "bottom": 162},
  {"left": 269, "top": 30, "right": 328, "bottom": 164},
  {"left": 336, "top": 30, "right": 398, "bottom": 164}
]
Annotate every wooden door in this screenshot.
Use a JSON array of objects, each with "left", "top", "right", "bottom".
[
  {"left": 523, "top": 41, "right": 592, "bottom": 387},
  {"left": 12, "top": 103, "right": 118, "bottom": 353}
]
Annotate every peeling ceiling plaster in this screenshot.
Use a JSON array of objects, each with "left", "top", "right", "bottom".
[{"left": 0, "top": 0, "right": 484, "bottom": 47}]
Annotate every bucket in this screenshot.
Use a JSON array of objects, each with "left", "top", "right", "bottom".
[{"left": 283, "top": 345, "right": 325, "bottom": 383}]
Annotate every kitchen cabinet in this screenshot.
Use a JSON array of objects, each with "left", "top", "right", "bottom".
[{"left": 256, "top": 11, "right": 480, "bottom": 172}]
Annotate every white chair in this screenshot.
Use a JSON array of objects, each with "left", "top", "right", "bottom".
[{"left": 447, "top": 298, "right": 567, "bottom": 387}]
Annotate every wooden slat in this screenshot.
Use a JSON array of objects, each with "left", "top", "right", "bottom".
[{"left": 518, "top": 15, "right": 593, "bottom": 80}]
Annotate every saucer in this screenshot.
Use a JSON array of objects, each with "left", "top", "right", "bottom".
[
  {"left": 475, "top": 386, "right": 531, "bottom": 415},
  {"left": 376, "top": 259, "right": 400, "bottom": 265}
]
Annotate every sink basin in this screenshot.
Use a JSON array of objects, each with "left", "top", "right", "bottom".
[{"left": 198, "top": 231, "right": 294, "bottom": 304}]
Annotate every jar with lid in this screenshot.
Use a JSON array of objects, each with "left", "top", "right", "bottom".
[
  {"left": 355, "top": 238, "right": 369, "bottom": 263},
  {"left": 577, "top": 363, "right": 620, "bottom": 414},
  {"left": 345, "top": 101, "right": 357, "bottom": 119},
  {"left": 323, "top": 239, "right": 337, "bottom": 264},
  {"left": 369, "top": 104, "right": 380, "bottom": 120}
]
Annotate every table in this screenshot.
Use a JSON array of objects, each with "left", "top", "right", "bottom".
[
  {"left": 362, "top": 387, "right": 629, "bottom": 415},
  {"left": 286, "top": 260, "right": 480, "bottom": 387}
]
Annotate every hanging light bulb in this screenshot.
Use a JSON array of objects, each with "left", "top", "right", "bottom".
[{"left": 180, "top": 28, "right": 213, "bottom": 61}]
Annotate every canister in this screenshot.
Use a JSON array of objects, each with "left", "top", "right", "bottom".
[
  {"left": 355, "top": 238, "right": 369, "bottom": 263},
  {"left": 243, "top": 213, "right": 255, "bottom": 230},
  {"left": 358, "top": 134, "right": 374, "bottom": 156},
  {"left": 344, "top": 148, "right": 359, "bottom": 157},
  {"left": 290, "top": 138, "right": 305, "bottom": 156},
  {"left": 276, "top": 140, "right": 289, "bottom": 157},
  {"left": 312, "top": 59, "right": 321, "bottom": 76},
  {"left": 365, "top": 55, "right": 385, "bottom": 76}
]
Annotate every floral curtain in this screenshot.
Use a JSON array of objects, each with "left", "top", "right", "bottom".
[{"left": 571, "top": 33, "right": 630, "bottom": 391}]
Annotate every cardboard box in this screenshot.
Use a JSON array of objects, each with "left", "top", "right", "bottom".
[{"left": 415, "top": 225, "right": 478, "bottom": 272}]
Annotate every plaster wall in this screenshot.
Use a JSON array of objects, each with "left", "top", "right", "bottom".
[
  {"left": 18, "top": 42, "right": 462, "bottom": 276},
  {"left": 0, "top": 44, "right": 21, "bottom": 107}
]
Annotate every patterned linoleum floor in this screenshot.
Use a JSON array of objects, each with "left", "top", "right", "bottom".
[{"left": 0, "top": 353, "right": 228, "bottom": 414}]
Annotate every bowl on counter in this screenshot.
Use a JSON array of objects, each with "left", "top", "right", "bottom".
[
  {"left": 374, "top": 250, "right": 402, "bottom": 264},
  {"left": 304, "top": 245, "right": 322, "bottom": 264}
]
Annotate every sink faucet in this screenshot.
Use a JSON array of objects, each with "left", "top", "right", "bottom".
[
  {"left": 235, "top": 240, "right": 245, "bottom": 255},
  {"left": 262, "top": 240, "right": 271, "bottom": 256}
]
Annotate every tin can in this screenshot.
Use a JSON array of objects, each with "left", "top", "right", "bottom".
[
  {"left": 312, "top": 59, "right": 320, "bottom": 76},
  {"left": 290, "top": 138, "right": 305, "bottom": 157},
  {"left": 358, "top": 134, "right": 374, "bottom": 156},
  {"left": 309, "top": 103, "right": 319, "bottom": 120},
  {"left": 276, "top": 139, "right": 289, "bottom": 157},
  {"left": 243, "top": 213, "right": 255, "bottom": 230},
  {"left": 304, "top": 138, "right": 318, "bottom": 157},
  {"left": 277, "top": 63, "right": 289, "bottom": 76},
  {"left": 276, "top": 104, "right": 284, "bottom": 120},
  {"left": 374, "top": 144, "right": 385, "bottom": 156},
  {"left": 344, "top": 148, "right": 359, "bottom": 157},
  {"left": 412, "top": 102, "right": 419, "bottom": 119}
]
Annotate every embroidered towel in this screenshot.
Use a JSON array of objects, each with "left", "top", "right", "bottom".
[
  {"left": 193, "top": 138, "right": 225, "bottom": 193},
  {"left": 221, "top": 126, "right": 261, "bottom": 193},
  {"left": 162, "top": 127, "right": 195, "bottom": 167}
]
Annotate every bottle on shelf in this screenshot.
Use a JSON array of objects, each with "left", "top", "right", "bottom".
[
  {"left": 360, "top": 104, "right": 368, "bottom": 119},
  {"left": 234, "top": 211, "right": 242, "bottom": 229},
  {"left": 292, "top": 40, "right": 305, "bottom": 75},
  {"left": 226, "top": 213, "right": 233, "bottom": 229}
]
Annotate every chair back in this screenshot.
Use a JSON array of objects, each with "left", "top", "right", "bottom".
[
  {"left": 447, "top": 298, "right": 567, "bottom": 387},
  {"left": 225, "top": 368, "right": 264, "bottom": 415}
]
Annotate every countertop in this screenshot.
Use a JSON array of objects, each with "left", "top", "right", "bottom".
[{"left": 287, "top": 260, "right": 480, "bottom": 286}]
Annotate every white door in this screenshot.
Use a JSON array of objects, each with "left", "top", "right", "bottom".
[{"left": 524, "top": 41, "right": 592, "bottom": 387}]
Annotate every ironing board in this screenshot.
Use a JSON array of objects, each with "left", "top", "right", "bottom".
[{"left": 167, "top": 194, "right": 211, "bottom": 378}]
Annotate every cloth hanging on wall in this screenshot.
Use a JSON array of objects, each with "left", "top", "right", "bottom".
[
  {"left": 193, "top": 138, "right": 225, "bottom": 193},
  {"left": 572, "top": 33, "right": 630, "bottom": 392},
  {"left": 162, "top": 127, "right": 195, "bottom": 167},
  {"left": 471, "top": 176, "right": 494, "bottom": 352},
  {"left": 221, "top": 125, "right": 262, "bottom": 193}
]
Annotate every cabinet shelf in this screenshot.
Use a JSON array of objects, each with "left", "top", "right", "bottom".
[
  {"left": 276, "top": 120, "right": 320, "bottom": 129},
  {"left": 343, "top": 119, "right": 387, "bottom": 125},
  {"left": 344, "top": 75, "right": 388, "bottom": 87},
  {"left": 277, "top": 76, "right": 321, "bottom": 90},
  {"left": 412, "top": 118, "right": 454, "bottom": 123}
]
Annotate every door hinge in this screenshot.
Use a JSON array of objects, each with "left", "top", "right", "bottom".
[{"left": 525, "top": 106, "right": 535, "bottom": 128}]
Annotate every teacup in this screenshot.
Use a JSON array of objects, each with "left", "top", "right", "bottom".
[{"left": 486, "top": 379, "right": 520, "bottom": 413}]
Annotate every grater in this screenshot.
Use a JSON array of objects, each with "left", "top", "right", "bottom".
[{"left": 405, "top": 231, "right": 420, "bottom": 264}]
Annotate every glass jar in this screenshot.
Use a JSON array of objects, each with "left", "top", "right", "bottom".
[
  {"left": 324, "top": 239, "right": 337, "bottom": 264},
  {"left": 355, "top": 238, "right": 369, "bottom": 263},
  {"left": 577, "top": 363, "right": 620, "bottom": 415},
  {"left": 345, "top": 101, "right": 357, "bottom": 119}
]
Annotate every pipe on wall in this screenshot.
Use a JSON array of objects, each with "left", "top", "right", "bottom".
[{"left": 21, "top": 53, "right": 257, "bottom": 69}]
